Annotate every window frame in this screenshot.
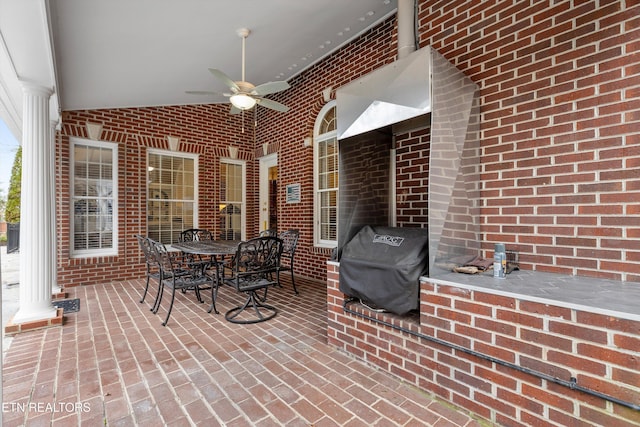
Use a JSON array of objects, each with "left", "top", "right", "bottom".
[
  {"left": 70, "top": 137, "right": 118, "bottom": 258},
  {"left": 219, "top": 157, "right": 247, "bottom": 241},
  {"left": 313, "top": 101, "right": 338, "bottom": 248},
  {"left": 146, "top": 149, "right": 199, "bottom": 244}
]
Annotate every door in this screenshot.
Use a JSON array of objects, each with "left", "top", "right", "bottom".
[
  {"left": 259, "top": 153, "right": 278, "bottom": 233},
  {"left": 219, "top": 159, "right": 246, "bottom": 240}
]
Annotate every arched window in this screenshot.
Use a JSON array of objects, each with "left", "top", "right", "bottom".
[{"left": 313, "top": 101, "right": 338, "bottom": 247}]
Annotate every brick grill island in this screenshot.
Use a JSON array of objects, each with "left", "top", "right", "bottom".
[
  {"left": 327, "top": 263, "right": 640, "bottom": 426},
  {"left": 327, "top": 14, "right": 640, "bottom": 426}
]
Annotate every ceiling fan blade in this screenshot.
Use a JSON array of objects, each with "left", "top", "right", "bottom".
[
  {"left": 185, "top": 90, "right": 229, "bottom": 104},
  {"left": 230, "top": 104, "right": 242, "bottom": 115},
  {"left": 257, "top": 98, "right": 289, "bottom": 113},
  {"left": 252, "top": 81, "right": 290, "bottom": 96},
  {"left": 185, "top": 90, "right": 220, "bottom": 95},
  {"left": 208, "top": 68, "right": 240, "bottom": 92}
]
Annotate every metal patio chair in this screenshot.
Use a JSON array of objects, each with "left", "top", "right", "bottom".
[
  {"left": 151, "top": 240, "right": 215, "bottom": 326},
  {"left": 179, "top": 227, "right": 220, "bottom": 286},
  {"left": 223, "top": 236, "right": 283, "bottom": 324},
  {"left": 277, "top": 229, "right": 300, "bottom": 294}
]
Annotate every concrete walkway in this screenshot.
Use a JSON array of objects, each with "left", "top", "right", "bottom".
[{"left": 1, "top": 245, "right": 20, "bottom": 354}]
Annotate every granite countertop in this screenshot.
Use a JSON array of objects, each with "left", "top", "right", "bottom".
[{"left": 426, "top": 268, "right": 640, "bottom": 321}]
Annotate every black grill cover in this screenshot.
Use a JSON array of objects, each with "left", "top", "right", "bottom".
[{"left": 339, "top": 225, "right": 429, "bottom": 315}]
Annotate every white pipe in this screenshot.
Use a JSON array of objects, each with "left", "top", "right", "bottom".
[{"left": 397, "top": 0, "right": 416, "bottom": 59}]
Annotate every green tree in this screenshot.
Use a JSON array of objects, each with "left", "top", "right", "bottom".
[
  {"left": 0, "top": 188, "right": 6, "bottom": 222},
  {"left": 5, "top": 146, "right": 21, "bottom": 223}
]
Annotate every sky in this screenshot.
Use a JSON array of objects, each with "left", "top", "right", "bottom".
[{"left": 0, "top": 118, "right": 20, "bottom": 197}]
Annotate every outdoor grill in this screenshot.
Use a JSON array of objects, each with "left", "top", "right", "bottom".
[{"left": 339, "top": 225, "right": 429, "bottom": 315}]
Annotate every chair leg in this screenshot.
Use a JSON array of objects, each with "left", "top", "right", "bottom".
[
  {"left": 152, "top": 282, "right": 164, "bottom": 313},
  {"left": 290, "top": 269, "right": 298, "bottom": 294},
  {"left": 161, "top": 287, "right": 176, "bottom": 326},
  {"left": 208, "top": 262, "right": 223, "bottom": 314},
  {"left": 193, "top": 285, "right": 203, "bottom": 303},
  {"left": 225, "top": 291, "right": 277, "bottom": 324},
  {"left": 140, "top": 274, "right": 151, "bottom": 303},
  {"left": 208, "top": 283, "right": 219, "bottom": 314},
  {"left": 257, "top": 287, "right": 268, "bottom": 302}
]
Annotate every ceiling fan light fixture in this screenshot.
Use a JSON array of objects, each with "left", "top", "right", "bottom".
[{"left": 230, "top": 93, "right": 257, "bottom": 110}]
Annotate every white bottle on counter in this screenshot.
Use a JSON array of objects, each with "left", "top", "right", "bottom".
[{"left": 493, "top": 243, "right": 506, "bottom": 279}]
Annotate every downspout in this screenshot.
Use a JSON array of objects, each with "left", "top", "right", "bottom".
[{"left": 397, "top": 0, "right": 418, "bottom": 59}]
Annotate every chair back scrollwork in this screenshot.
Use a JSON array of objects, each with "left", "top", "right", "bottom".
[
  {"left": 180, "top": 228, "right": 213, "bottom": 242},
  {"left": 234, "top": 237, "right": 282, "bottom": 280}
]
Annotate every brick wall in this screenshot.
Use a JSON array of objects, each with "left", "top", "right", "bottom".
[
  {"left": 327, "top": 262, "right": 640, "bottom": 426},
  {"left": 418, "top": 0, "right": 640, "bottom": 281},
  {"left": 396, "top": 126, "right": 431, "bottom": 227},
  {"left": 55, "top": 1, "right": 640, "bottom": 285},
  {"left": 54, "top": 15, "right": 397, "bottom": 286},
  {"left": 254, "top": 16, "right": 398, "bottom": 279},
  {"left": 326, "top": 2, "right": 640, "bottom": 425},
  {"left": 56, "top": 105, "right": 255, "bottom": 286},
  {"left": 261, "top": 0, "right": 639, "bottom": 282}
]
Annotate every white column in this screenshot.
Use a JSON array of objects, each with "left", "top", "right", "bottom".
[{"left": 13, "top": 82, "right": 57, "bottom": 323}]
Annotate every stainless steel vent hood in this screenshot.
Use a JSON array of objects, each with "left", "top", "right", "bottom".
[
  {"left": 336, "top": 44, "right": 482, "bottom": 277},
  {"left": 336, "top": 46, "right": 431, "bottom": 140}
]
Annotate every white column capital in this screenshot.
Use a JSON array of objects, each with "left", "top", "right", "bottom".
[{"left": 20, "top": 80, "right": 54, "bottom": 98}]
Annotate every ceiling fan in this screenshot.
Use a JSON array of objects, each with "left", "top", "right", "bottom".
[{"left": 187, "top": 28, "right": 290, "bottom": 114}]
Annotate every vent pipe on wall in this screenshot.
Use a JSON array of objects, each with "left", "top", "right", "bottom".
[
  {"left": 336, "top": 0, "right": 425, "bottom": 141},
  {"left": 397, "top": 0, "right": 417, "bottom": 59}
]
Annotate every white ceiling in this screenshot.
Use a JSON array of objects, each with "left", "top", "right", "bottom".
[
  {"left": 48, "top": 0, "right": 398, "bottom": 111},
  {"left": 0, "top": 0, "right": 398, "bottom": 138}
]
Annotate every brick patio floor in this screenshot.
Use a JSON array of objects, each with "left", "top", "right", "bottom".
[{"left": 3, "top": 276, "right": 488, "bottom": 426}]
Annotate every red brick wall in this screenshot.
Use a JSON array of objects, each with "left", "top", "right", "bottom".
[
  {"left": 54, "top": 17, "right": 397, "bottom": 286},
  {"left": 254, "top": 17, "right": 398, "bottom": 279},
  {"left": 270, "top": 0, "right": 640, "bottom": 282},
  {"left": 55, "top": 0, "right": 640, "bottom": 285},
  {"left": 418, "top": 0, "right": 640, "bottom": 281},
  {"left": 56, "top": 105, "right": 257, "bottom": 286},
  {"left": 327, "top": 263, "right": 640, "bottom": 426},
  {"left": 325, "top": 2, "right": 640, "bottom": 425},
  {"left": 396, "top": 126, "right": 431, "bottom": 227}
]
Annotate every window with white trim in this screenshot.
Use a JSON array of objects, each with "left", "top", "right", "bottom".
[
  {"left": 314, "top": 101, "right": 338, "bottom": 247},
  {"left": 219, "top": 159, "right": 246, "bottom": 240},
  {"left": 71, "top": 138, "right": 118, "bottom": 256},
  {"left": 147, "top": 150, "right": 197, "bottom": 244}
]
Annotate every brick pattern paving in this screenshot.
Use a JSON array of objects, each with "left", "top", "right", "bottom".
[{"left": 3, "top": 276, "right": 486, "bottom": 426}]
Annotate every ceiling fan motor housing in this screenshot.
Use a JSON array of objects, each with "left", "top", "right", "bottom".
[
  {"left": 236, "top": 28, "right": 250, "bottom": 38},
  {"left": 236, "top": 81, "right": 256, "bottom": 94}
]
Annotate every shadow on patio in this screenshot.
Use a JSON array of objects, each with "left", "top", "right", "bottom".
[{"left": 3, "top": 275, "right": 484, "bottom": 426}]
